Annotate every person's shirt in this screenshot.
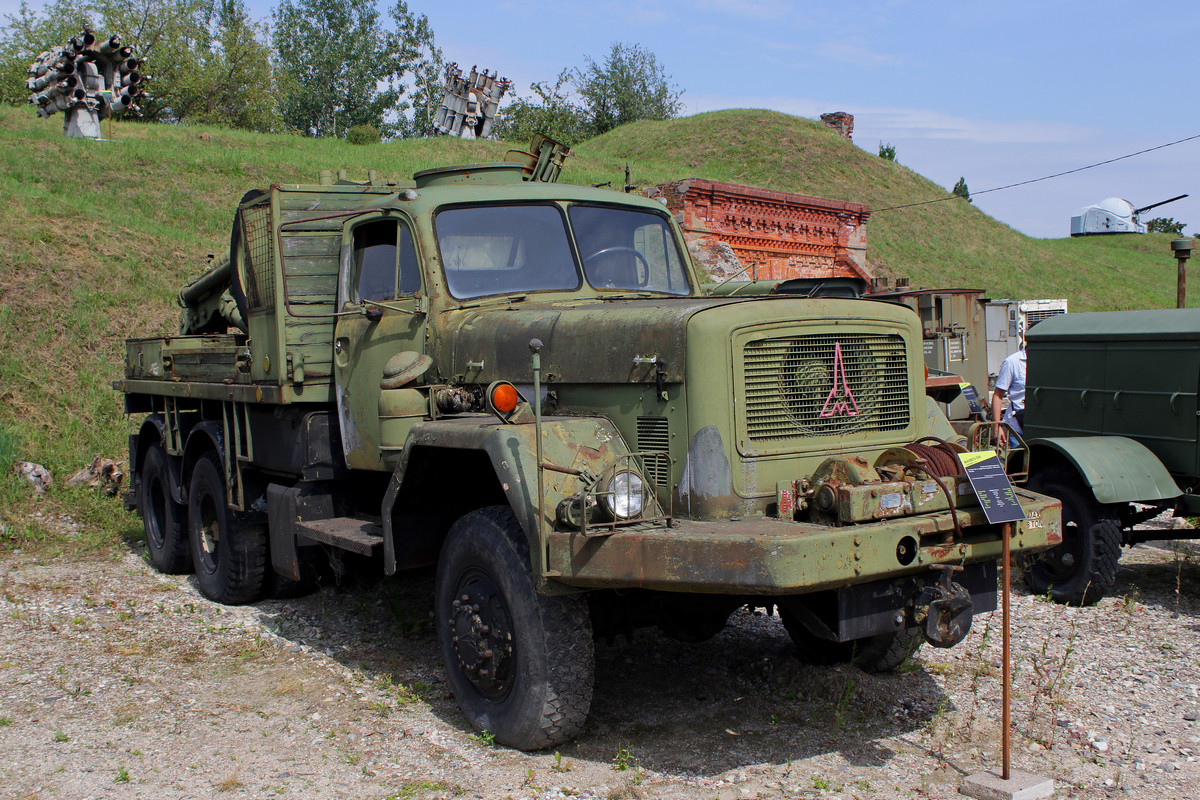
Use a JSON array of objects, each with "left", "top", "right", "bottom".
[{"left": 995, "top": 349, "right": 1027, "bottom": 432}]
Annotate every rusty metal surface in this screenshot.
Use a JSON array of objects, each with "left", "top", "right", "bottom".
[{"left": 545, "top": 489, "right": 1061, "bottom": 594}]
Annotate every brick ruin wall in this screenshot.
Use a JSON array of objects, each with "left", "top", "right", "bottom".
[{"left": 644, "top": 178, "right": 872, "bottom": 283}]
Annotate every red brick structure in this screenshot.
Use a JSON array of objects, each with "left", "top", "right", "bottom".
[
  {"left": 820, "top": 111, "right": 854, "bottom": 141},
  {"left": 644, "top": 178, "right": 872, "bottom": 282}
]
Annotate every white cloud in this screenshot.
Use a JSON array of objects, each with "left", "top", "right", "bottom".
[
  {"left": 815, "top": 38, "right": 901, "bottom": 67},
  {"left": 694, "top": 0, "right": 793, "bottom": 21},
  {"left": 683, "top": 94, "right": 1091, "bottom": 145}
]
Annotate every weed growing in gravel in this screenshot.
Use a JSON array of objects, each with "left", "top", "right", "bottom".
[
  {"left": 812, "top": 774, "right": 832, "bottom": 790},
  {"left": 0, "top": 716, "right": 11, "bottom": 726},
  {"left": 379, "top": 780, "right": 457, "bottom": 799},
  {"left": 612, "top": 745, "right": 637, "bottom": 771},
  {"left": 550, "top": 751, "right": 572, "bottom": 772},
  {"left": 1025, "top": 612, "right": 1080, "bottom": 734},
  {"left": 473, "top": 729, "right": 497, "bottom": 747},
  {"left": 212, "top": 773, "right": 244, "bottom": 791},
  {"left": 52, "top": 731, "right": 68, "bottom": 742},
  {"left": 114, "top": 766, "right": 130, "bottom": 783},
  {"left": 833, "top": 677, "right": 857, "bottom": 728}
]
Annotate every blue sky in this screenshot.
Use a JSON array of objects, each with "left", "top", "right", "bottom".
[{"left": 7, "top": 0, "right": 1198, "bottom": 238}]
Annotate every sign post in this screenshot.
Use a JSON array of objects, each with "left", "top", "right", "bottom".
[{"left": 958, "top": 449, "right": 1052, "bottom": 800}]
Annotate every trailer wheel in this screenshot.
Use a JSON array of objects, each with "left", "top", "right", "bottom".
[
  {"left": 187, "top": 452, "right": 267, "bottom": 604},
  {"left": 1023, "top": 465, "right": 1122, "bottom": 606},
  {"left": 139, "top": 444, "right": 191, "bottom": 574},
  {"left": 435, "top": 506, "right": 593, "bottom": 750},
  {"left": 780, "top": 609, "right": 922, "bottom": 674}
]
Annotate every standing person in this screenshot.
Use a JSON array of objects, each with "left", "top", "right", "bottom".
[{"left": 991, "top": 347, "right": 1027, "bottom": 442}]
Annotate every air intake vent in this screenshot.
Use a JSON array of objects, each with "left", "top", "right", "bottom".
[
  {"left": 743, "top": 333, "right": 910, "bottom": 443},
  {"left": 636, "top": 416, "right": 671, "bottom": 486},
  {"left": 240, "top": 201, "right": 276, "bottom": 312}
]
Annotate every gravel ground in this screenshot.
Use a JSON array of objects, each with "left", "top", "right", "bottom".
[{"left": 0, "top": 517, "right": 1197, "bottom": 800}]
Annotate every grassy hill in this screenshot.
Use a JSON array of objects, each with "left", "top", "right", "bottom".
[{"left": 0, "top": 105, "right": 1187, "bottom": 551}]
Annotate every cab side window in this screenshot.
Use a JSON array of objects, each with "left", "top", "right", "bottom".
[{"left": 352, "top": 219, "right": 420, "bottom": 303}]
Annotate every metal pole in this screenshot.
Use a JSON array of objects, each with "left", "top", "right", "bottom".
[
  {"left": 529, "top": 339, "right": 546, "bottom": 567},
  {"left": 1178, "top": 256, "right": 1186, "bottom": 309},
  {"left": 1002, "top": 520, "right": 1012, "bottom": 781}
]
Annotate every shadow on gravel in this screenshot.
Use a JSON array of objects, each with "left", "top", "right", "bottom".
[{"left": 122, "top": 535, "right": 952, "bottom": 779}]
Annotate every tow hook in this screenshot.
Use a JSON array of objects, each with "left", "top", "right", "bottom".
[{"left": 915, "top": 565, "right": 974, "bottom": 648}]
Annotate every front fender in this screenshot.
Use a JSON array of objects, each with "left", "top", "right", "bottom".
[
  {"left": 383, "top": 414, "right": 632, "bottom": 580},
  {"left": 1029, "top": 435, "right": 1181, "bottom": 504}
]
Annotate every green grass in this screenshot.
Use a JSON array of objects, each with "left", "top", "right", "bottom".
[{"left": 0, "top": 104, "right": 1188, "bottom": 557}]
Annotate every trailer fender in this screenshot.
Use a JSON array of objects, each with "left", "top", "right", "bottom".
[
  {"left": 1028, "top": 436, "right": 1181, "bottom": 504},
  {"left": 382, "top": 415, "right": 631, "bottom": 579},
  {"left": 135, "top": 415, "right": 187, "bottom": 506}
]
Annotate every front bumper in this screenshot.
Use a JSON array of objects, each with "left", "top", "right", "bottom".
[{"left": 546, "top": 487, "right": 1060, "bottom": 594}]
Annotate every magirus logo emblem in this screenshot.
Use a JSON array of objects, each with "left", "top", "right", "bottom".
[{"left": 819, "top": 341, "right": 859, "bottom": 417}]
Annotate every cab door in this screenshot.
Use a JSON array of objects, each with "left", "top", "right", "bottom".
[{"left": 333, "top": 215, "right": 426, "bottom": 470}]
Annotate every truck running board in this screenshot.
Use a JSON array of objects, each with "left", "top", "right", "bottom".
[{"left": 297, "top": 518, "right": 383, "bottom": 556}]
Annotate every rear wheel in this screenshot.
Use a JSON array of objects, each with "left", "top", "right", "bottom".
[
  {"left": 781, "top": 608, "right": 922, "bottom": 673},
  {"left": 139, "top": 444, "right": 191, "bottom": 574},
  {"left": 436, "top": 506, "right": 594, "bottom": 750},
  {"left": 187, "top": 452, "right": 267, "bottom": 604},
  {"left": 1023, "top": 465, "right": 1121, "bottom": 606}
]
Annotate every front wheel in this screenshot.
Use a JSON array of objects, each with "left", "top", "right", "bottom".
[
  {"left": 435, "top": 506, "right": 594, "bottom": 750},
  {"left": 1023, "top": 465, "right": 1121, "bottom": 606}
]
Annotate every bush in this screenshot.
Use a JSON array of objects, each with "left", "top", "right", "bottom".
[
  {"left": 346, "top": 124, "right": 381, "bottom": 145},
  {"left": 952, "top": 177, "right": 971, "bottom": 202},
  {"left": 878, "top": 142, "right": 896, "bottom": 161},
  {"left": 1146, "top": 217, "right": 1185, "bottom": 235}
]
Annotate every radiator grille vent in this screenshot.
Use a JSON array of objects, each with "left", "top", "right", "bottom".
[
  {"left": 743, "top": 333, "right": 910, "bottom": 442},
  {"left": 636, "top": 416, "right": 671, "bottom": 485}
]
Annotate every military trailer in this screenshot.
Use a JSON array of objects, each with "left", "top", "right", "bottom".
[
  {"left": 1022, "top": 309, "right": 1200, "bottom": 604},
  {"left": 117, "top": 151, "right": 1061, "bottom": 749}
]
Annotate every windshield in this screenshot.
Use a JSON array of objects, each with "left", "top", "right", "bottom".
[
  {"left": 436, "top": 204, "right": 580, "bottom": 299},
  {"left": 436, "top": 202, "right": 692, "bottom": 300},
  {"left": 570, "top": 205, "right": 690, "bottom": 295}
]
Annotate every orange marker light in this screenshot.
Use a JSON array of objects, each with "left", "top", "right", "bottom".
[{"left": 491, "top": 382, "right": 520, "bottom": 414}]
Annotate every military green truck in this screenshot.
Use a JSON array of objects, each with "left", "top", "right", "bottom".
[
  {"left": 116, "top": 150, "right": 1061, "bottom": 749},
  {"left": 1020, "top": 309, "right": 1200, "bottom": 605}
]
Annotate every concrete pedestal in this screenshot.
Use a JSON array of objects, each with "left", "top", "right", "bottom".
[
  {"left": 960, "top": 769, "right": 1054, "bottom": 800},
  {"left": 64, "top": 108, "right": 102, "bottom": 139}
]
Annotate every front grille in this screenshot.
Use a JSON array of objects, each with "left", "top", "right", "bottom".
[
  {"left": 636, "top": 417, "right": 671, "bottom": 486},
  {"left": 743, "top": 333, "right": 910, "bottom": 442},
  {"left": 1025, "top": 309, "right": 1064, "bottom": 327}
]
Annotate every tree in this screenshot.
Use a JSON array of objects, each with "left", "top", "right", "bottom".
[
  {"left": 492, "top": 69, "right": 589, "bottom": 146},
  {"left": 952, "top": 177, "right": 971, "bottom": 202},
  {"left": 0, "top": 1, "right": 96, "bottom": 106},
  {"left": 388, "top": 0, "right": 441, "bottom": 138},
  {"left": 274, "top": 0, "right": 435, "bottom": 138},
  {"left": 91, "top": 0, "right": 212, "bottom": 122},
  {"left": 160, "top": 0, "right": 281, "bottom": 130},
  {"left": 572, "top": 42, "right": 682, "bottom": 137},
  {"left": 878, "top": 142, "right": 896, "bottom": 161},
  {"left": 1146, "top": 217, "right": 1185, "bottom": 235}
]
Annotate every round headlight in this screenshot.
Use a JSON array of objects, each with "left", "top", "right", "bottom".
[{"left": 604, "top": 470, "right": 646, "bottom": 520}]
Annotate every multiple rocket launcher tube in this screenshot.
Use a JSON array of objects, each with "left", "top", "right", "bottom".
[{"left": 27, "top": 30, "right": 147, "bottom": 120}]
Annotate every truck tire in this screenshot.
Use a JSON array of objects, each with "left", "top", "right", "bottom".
[
  {"left": 435, "top": 506, "right": 594, "bottom": 750},
  {"left": 780, "top": 609, "right": 922, "bottom": 674},
  {"left": 186, "top": 452, "right": 267, "bottom": 604},
  {"left": 1024, "top": 464, "right": 1122, "bottom": 606},
  {"left": 139, "top": 444, "right": 191, "bottom": 574}
]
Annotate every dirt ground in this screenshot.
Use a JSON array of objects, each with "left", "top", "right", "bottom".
[{"left": 0, "top": 521, "right": 1198, "bottom": 800}]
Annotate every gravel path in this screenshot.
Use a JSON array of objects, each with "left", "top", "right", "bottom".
[{"left": 1, "top": 521, "right": 1197, "bottom": 800}]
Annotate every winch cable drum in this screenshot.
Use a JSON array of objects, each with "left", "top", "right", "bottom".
[{"left": 898, "top": 437, "right": 966, "bottom": 539}]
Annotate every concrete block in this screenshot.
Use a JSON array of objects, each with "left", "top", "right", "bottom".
[{"left": 960, "top": 769, "right": 1054, "bottom": 800}]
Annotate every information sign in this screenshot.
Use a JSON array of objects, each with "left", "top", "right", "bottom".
[
  {"left": 958, "top": 382, "right": 985, "bottom": 418},
  {"left": 958, "top": 450, "right": 1026, "bottom": 524}
]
